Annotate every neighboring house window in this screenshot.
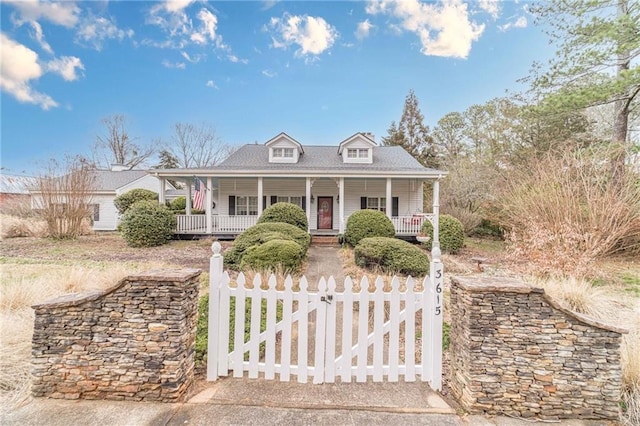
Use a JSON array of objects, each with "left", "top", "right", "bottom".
[
  {"left": 273, "top": 148, "right": 294, "bottom": 158},
  {"left": 347, "top": 148, "right": 368, "bottom": 159},
  {"left": 233, "top": 196, "right": 258, "bottom": 215},
  {"left": 91, "top": 204, "right": 100, "bottom": 222}
]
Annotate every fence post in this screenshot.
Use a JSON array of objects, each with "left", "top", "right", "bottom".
[
  {"left": 429, "top": 256, "right": 444, "bottom": 391},
  {"left": 207, "top": 241, "right": 223, "bottom": 381}
]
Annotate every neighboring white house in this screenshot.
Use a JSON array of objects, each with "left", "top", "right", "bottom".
[
  {"left": 150, "top": 132, "right": 447, "bottom": 237},
  {"left": 30, "top": 166, "right": 178, "bottom": 231}
]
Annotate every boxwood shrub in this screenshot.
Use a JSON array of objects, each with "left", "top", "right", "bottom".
[
  {"left": 224, "top": 222, "right": 311, "bottom": 269},
  {"left": 344, "top": 209, "right": 395, "bottom": 246},
  {"left": 119, "top": 200, "right": 175, "bottom": 247},
  {"left": 354, "top": 237, "right": 429, "bottom": 276},
  {"left": 114, "top": 189, "right": 158, "bottom": 215},
  {"left": 420, "top": 214, "right": 465, "bottom": 254},
  {"left": 257, "top": 202, "right": 308, "bottom": 231},
  {"left": 240, "top": 239, "right": 305, "bottom": 274},
  {"left": 170, "top": 196, "right": 186, "bottom": 210}
]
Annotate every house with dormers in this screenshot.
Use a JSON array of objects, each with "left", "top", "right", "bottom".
[{"left": 150, "top": 132, "right": 446, "bottom": 236}]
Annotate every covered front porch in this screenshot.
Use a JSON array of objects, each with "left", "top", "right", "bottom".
[{"left": 153, "top": 173, "right": 443, "bottom": 239}]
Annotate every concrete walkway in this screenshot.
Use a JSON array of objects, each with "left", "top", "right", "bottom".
[{"left": 302, "top": 246, "right": 345, "bottom": 290}]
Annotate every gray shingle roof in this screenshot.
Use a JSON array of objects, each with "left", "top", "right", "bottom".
[
  {"left": 217, "top": 145, "right": 439, "bottom": 173},
  {"left": 92, "top": 170, "right": 148, "bottom": 191},
  {"left": 0, "top": 174, "right": 37, "bottom": 194}
]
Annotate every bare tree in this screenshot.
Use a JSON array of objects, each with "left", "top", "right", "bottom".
[
  {"left": 166, "top": 122, "right": 228, "bottom": 168},
  {"left": 33, "top": 155, "right": 96, "bottom": 239},
  {"left": 94, "top": 114, "right": 154, "bottom": 170}
]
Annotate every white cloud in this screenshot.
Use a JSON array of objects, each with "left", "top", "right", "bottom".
[
  {"left": 4, "top": 0, "right": 80, "bottom": 28},
  {"left": 268, "top": 13, "right": 338, "bottom": 57},
  {"left": 228, "top": 54, "right": 248, "bottom": 64},
  {"left": 365, "top": 0, "right": 484, "bottom": 59},
  {"left": 181, "top": 51, "right": 204, "bottom": 63},
  {"left": 46, "top": 56, "right": 84, "bottom": 81},
  {"left": 262, "top": 69, "right": 277, "bottom": 78},
  {"left": 498, "top": 16, "right": 527, "bottom": 32},
  {"left": 162, "top": 59, "right": 186, "bottom": 69},
  {"left": 0, "top": 33, "right": 57, "bottom": 109},
  {"left": 261, "top": 0, "right": 280, "bottom": 11},
  {"left": 76, "top": 14, "right": 134, "bottom": 51},
  {"left": 25, "top": 19, "right": 54, "bottom": 54},
  {"left": 205, "top": 80, "right": 218, "bottom": 89},
  {"left": 478, "top": 0, "right": 500, "bottom": 19},
  {"left": 355, "top": 19, "right": 374, "bottom": 40}
]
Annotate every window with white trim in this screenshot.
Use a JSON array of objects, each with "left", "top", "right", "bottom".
[
  {"left": 273, "top": 147, "right": 294, "bottom": 158},
  {"left": 367, "top": 197, "right": 386, "bottom": 213},
  {"left": 347, "top": 148, "right": 369, "bottom": 159},
  {"left": 236, "top": 196, "right": 258, "bottom": 215},
  {"left": 91, "top": 204, "right": 100, "bottom": 222},
  {"left": 275, "top": 196, "right": 302, "bottom": 208}
]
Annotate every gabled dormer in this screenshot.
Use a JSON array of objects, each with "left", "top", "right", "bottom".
[
  {"left": 265, "top": 132, "right": 304, "bottom": 164},
  {"left": 337, "top": 132, "right": 376, "bottom": 164}
]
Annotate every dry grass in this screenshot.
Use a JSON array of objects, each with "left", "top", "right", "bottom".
[
  {"left": 622, "top": 328, "right": 640, "bottom": 426},
  {"left": 0, "top": 260, "right": 170, "bottom": 411},
  {"left": 0, "top": 214, "right": 48, "bottom": 239},
  {"left": 536, "top": 276, "right": 622, "bottom": 319}
]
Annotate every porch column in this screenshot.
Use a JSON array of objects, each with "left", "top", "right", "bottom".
[
  {"left": 206, "top": 177, "right": 213, "bottom": 234},
  {"left": 385, "top": 178, "right": 392, "bottom": 219},
  {"left": 159, "top": 178, "right": 166, "bottom": 205},
  {"left": 339, "top": 177, "right": 345, "bottom": 233},
  {"left": 186, "top": 181, "right": 192, "bottom": 215},
  {"left": 432, "top": 179, "right": 441, "bottom": 261},
  {"left": 306, "top": 177, "right": 311, "bottom": 232},
  {"left": 257, "top": 177, "right": 264, "bottom": 215}
]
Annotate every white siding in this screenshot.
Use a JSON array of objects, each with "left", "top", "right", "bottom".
[
  {"left": 218, "top": 178, "right": 259, "bottom": 215},
  {"left": 340, "top": 138, "right": 373, "bottom": 164},
  {"left": 267, "top": 139, "right": 300, "bottom": 163},
  {"left": 92, "top": 194, "right": 119, "bottom": 231},
  {"left": 116, "top": 175, "right": 164, "bottom": 195}
]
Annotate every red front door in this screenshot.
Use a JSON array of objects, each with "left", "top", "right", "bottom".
[{"left": 317, "top": 197, "right": 333, "bottom": 230}]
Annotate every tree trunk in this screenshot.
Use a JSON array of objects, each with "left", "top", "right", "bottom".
[{"left": 611, "top": 0, "right": 630, "bottom": 185}]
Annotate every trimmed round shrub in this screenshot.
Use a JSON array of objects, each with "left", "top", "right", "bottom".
[
  {"left": 119, "top": 200, "right": 175, "bottom": 247},
  {"left": 224, "top": 222, "right": 311, "bottom": 269},
  {"left": 344, "top": 209, "right": 395, "bottom": 246},
  {"left": 114, "top": 189, "right": 158, "bottom": 214},
  {"left": 420, "top": 214, "right": 465, "bottom": 254},
  {"left": 240, "top": 239, "right": 305, "bottom": 274},
  {"left": 257, "top": 202, "right": 308, "bottom": 231},
  {"left": 354, "top": 237, "right": 429, "bottom": 276},
  {"left": 170, "top": 196, "right": 186, "bottom": 211}
]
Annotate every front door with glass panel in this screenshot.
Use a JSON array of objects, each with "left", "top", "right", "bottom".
[{"left": 317, "top": 197, "right": 333, "bottom": 230}]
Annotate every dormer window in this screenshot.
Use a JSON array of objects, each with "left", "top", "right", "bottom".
[
  {"left": 347, "top": 148, "right": 369, "bottom": 159},
  {"left": 273, "top": 148, "right": 294, "bottom": 158}
]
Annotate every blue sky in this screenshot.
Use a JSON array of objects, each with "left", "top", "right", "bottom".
[{"left": 1, "top": 0, "right": 550, "bottom": 175}]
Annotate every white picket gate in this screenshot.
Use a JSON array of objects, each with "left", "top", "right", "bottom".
[{"left": 206, "top": 242, "right": 444, "bottom": 390}]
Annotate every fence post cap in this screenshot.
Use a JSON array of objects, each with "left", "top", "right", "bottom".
[{"left": 212, "top": 241, "right": 222, "bottom": 256}]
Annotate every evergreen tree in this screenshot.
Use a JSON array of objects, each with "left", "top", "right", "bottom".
[{"left": 382, "top": 90, "right": 439, "bottom": 168}]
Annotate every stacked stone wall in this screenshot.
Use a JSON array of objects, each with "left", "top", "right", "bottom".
[
  {"left": 449, "top": 276, "right": 626, "bottom": 420},
  {"left": 31, "top": 269, "right": 200, "bottom": 402}
]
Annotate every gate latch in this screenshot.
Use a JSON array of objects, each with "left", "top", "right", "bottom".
[{"left": 321, "top": 295, "right": 333, "bottom": 305}]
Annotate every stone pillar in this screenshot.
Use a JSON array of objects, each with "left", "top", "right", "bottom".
[
  {"left": 449, "top": 276, "right": 626, "bottom": 420},
  {"left": 31, "top": 269, "right": 201, "bottom": 402}
]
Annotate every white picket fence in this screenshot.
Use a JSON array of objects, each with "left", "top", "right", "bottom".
[{"left": 206, "top": 243, "right": 444, "bottom": 389}]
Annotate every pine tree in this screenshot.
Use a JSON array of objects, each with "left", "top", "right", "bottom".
[{"left": 382, "top": 90, "right": 439, "bottom": 168}]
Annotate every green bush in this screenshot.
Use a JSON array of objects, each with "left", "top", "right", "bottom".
[
  {"left": 119, "top": 200, "right": 175, "bottom": 247},
  {"left": 224, "top": 222, "right": 310, "bottom": 269},
  {"left": 471, "top": 218, "right": 504, "bottom": 239},
  {"left": 420, "top": 214, "right": 465, "bottom": 254},
  {"left": 354, "top": 237, "right": 429, "bottom": 276},
  {"left": 170, "top": 196, "right": 186, "bottom": 210},
  {"left": 114, "top": 189, "right": 158, "bottom": 214},
  {"left": 344, "top": 209, "right": 395, "bottom": 246},
  {"left": 257, "top": 202, "right": 308, "bottom": 231},
  {"left": 240, "top": 239, "right": 305, "bottom": 274}
]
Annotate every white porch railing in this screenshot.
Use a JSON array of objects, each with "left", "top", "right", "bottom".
[
  {"left": 392, "top": 214, "right": 433, "bottom": 235},
  {"left": 176, "top": 214, "right": 207, "bottom": 234},
  {"left": 175, "top": 215, "right": 259, "bottom": 234}
]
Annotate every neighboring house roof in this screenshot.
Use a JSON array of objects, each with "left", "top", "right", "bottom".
[
  {"left": 215, "top": 145, "right": 437, "bottom": 173},
  {"left": 0, "top": 174, "right": 37, "bottom": 194},
  {"left": 92, "top": 170, "right": 149, "bottom": 191}
]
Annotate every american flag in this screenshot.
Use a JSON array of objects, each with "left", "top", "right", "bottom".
[{"left": 193, "top": 177, "right": 205, "bottom": 210}]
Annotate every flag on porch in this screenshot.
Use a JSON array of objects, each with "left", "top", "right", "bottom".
[{"left": 193, "top": 177, "right": 205, "bottom": 210}]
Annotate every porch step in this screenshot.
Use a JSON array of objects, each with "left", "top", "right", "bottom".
[{"left": 311, "top": 235, "right": 340, "bottom": 247}]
